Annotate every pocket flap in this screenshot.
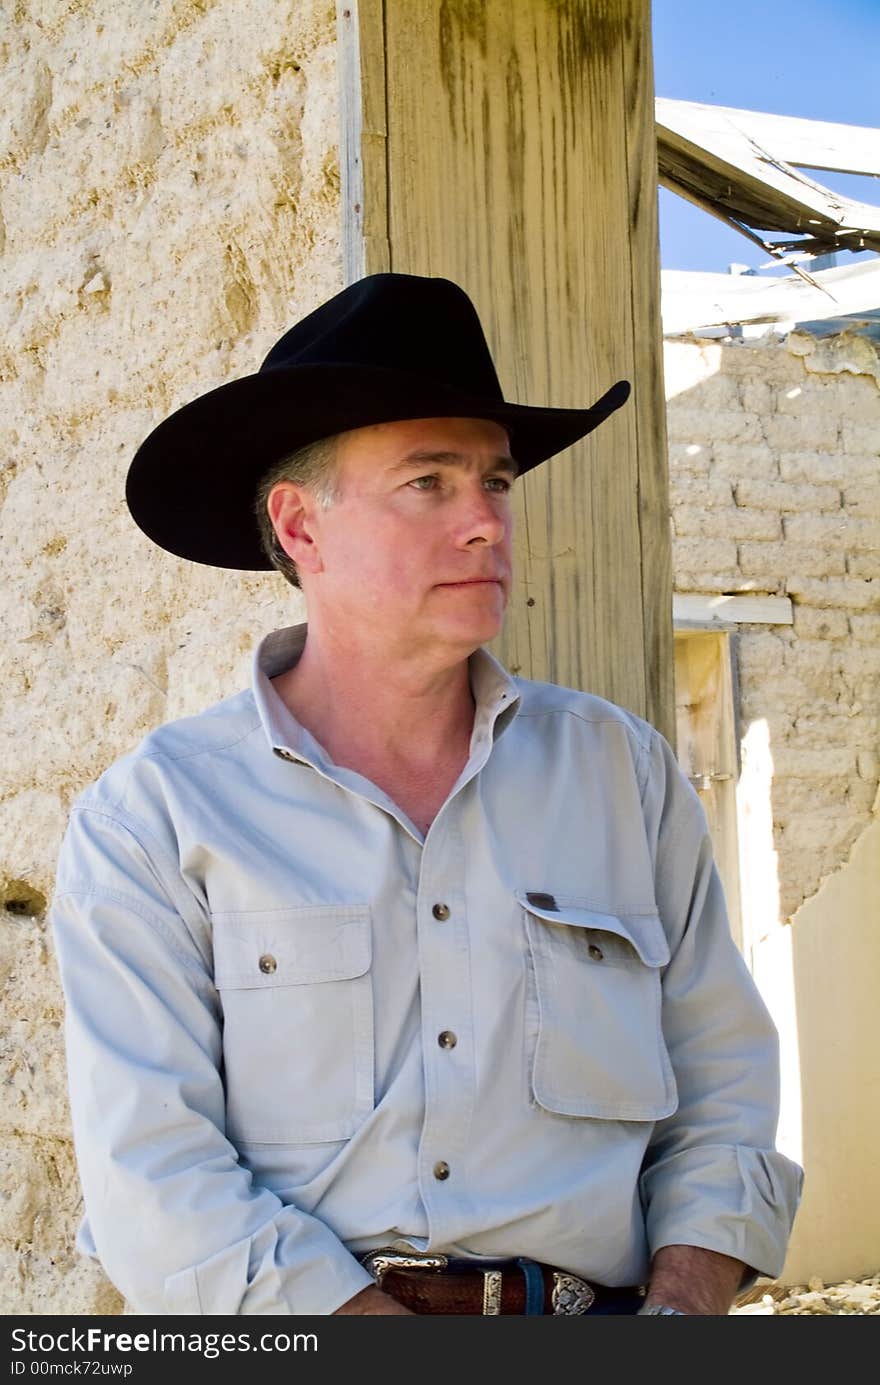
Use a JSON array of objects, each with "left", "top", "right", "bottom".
[
  {"left": 516, "top": 891, "right": 670, "bottom": 968},
  {"left": 212, "top": 905, "right": 372, "bottom": 988}
]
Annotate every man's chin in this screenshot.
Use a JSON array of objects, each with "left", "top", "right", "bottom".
[
  {"left": 422, "top": 584, "right": 509, "bottom": 642},
  {"left": 437, "top": 609, "right": 507, "bottom": 648}
]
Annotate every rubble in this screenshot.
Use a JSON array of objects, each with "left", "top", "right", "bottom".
[{"left": 731, "top": 1270, "right": 880, "bottom": 1314}]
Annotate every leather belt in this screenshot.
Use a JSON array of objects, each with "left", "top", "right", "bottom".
[{"left": 360, "top": 1248, "right": 644, "bottom": 1315}]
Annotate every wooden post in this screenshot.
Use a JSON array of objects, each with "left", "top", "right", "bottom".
[{"left": 338, "top": 0, "right": 674, "bottom": 740}]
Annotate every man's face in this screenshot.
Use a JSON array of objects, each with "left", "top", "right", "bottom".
[{"left": 295, "top": 416, "right": 516, "bottom": 661}]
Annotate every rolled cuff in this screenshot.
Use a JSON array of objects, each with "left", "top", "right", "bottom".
[{"left": 640, "top": 1144, "right": 804, "bottom": 1282}]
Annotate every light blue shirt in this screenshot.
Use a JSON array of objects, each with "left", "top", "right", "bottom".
[{"left": 51, "top": 622, "right": 803, "bottom": 1314}]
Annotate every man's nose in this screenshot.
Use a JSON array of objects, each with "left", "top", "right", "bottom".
[{"left": 456, "top": 485, "right": 509, "bottom": 547}]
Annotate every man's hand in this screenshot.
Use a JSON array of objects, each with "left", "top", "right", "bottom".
[
  {"left": 643, "top": 1244, "right": 746, "bottom": 1315},
  {"left": 333, "top": 1284, "right": 415, "bottom": 1315}
]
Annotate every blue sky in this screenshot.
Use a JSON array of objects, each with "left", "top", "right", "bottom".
[{"left": 651, "top": 0, "right": 880, "bottom": 272}]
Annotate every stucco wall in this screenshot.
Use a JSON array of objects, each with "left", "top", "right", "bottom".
[
  {"left": 666, "top": 329, "right": 880, "bottom": 1283},
  {"left": 1, "top": 0, "right": 340, "bottom": 1315}
]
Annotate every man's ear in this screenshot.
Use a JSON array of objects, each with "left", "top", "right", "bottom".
[{"left": 267, "top": 482, "right": 325, "bottom": 577}]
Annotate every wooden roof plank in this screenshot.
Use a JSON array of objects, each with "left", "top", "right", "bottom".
[
  {"left": 656, "top": 98, "right": 880, "bottom": 251},
  {"left": 661, "top": 258, "right": 880, "bottom": 334},
  {"left": 658, "top": 99, "right": 880, "bottom": 178}
]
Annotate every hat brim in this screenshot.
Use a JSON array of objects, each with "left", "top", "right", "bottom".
[{"left": 126, "top": 363, "right": 631, "bottom": 570}]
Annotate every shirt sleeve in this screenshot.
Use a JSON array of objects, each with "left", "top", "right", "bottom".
[
  {"left": 637, "top": 730, "right": 804, "bottom": 1281},
  {"left": 50, "top": 799, "right": 374, "bottom": 1316}
]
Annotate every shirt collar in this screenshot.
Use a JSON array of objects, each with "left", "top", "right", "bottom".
[{"left": 252, "top": 621, "right": 521, "bottom": 765}]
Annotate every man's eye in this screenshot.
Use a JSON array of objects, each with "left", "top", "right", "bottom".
[
  {"left": 485, "top": 477, "right": 512, "bottom": 493},
  {"left": 409, "top": 474, "right": 438, "bottom": 490}
]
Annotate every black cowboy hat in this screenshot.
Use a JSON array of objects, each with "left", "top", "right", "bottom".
[{"left": 126, "top": 272, "right": 631, "bottom": 570}]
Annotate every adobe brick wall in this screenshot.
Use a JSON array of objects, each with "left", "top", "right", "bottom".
[{"left": 665, "top": 331, "right": 880, "bottom": 924}]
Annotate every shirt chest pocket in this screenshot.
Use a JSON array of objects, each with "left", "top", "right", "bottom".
[
  {"left": 212, "top": 905, "right": 374, "bottom": 1145},
  {"left": 519, "top": 892, "right": 678, "bottom": 1121}
]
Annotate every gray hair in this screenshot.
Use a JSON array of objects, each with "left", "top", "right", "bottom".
[{"left": 254, "top": 434, "right": 341, "bottom": 589}]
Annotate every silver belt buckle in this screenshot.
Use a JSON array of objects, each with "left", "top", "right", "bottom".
[
  {"left": 551, "top": 1271, "right": 596, "bottom": 1315},
  {"left": 361, "top": 1246, "right": 449, "bottom": 1288}
]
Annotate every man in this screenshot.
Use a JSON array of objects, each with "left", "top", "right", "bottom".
[{"left": 51, "top": 272, "right": 802, "bottom": 1317}]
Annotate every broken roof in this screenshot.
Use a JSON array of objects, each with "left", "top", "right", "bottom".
[
  {"left": 656, "top": 99, "right": 880, "bottom": 336},
  {"left": 656, "top": 98, "right": 880, "bottom": 258}
]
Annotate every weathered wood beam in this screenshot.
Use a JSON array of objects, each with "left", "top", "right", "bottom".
[
  {"left": 673, "top": 594, "right": 794, "bottom": 627},
  {"left": 338, "top": 0, "right": 390, "bottom": 281},
  {"left": 339, "top": 0, "right": 673, "bottom": 739},
  {"left": 662, "top": 259, "right": 880, "bottom": 335}
]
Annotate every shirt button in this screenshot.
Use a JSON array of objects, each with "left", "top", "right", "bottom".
[
  {"left": 433, "top": 1161, "right": 450, "bottom": 1181},
  {"left": 588, "top": 944, "right": 604, "bottom": 962},
  {"left": 259, "top": 954, "right": 277, "bottom": 974},
  {"left": 432, "top": 903, "right": 450, "bottom": 921},
  {"left": 438, "top": 1030, "right": 457, "bottom": 1049}
]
